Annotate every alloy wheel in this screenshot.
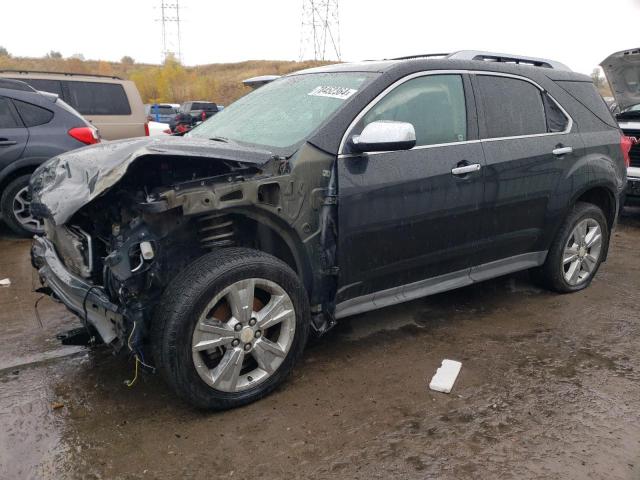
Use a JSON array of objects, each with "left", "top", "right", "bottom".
[
  {"left": 12, "top": 186, "right": 43, "bottom": 233},
  {"left": 562, "top": 218, "right": 602, "bottom": 286},
  {"left": 192, "top": 278, "right": 296, "bottom": 392}
]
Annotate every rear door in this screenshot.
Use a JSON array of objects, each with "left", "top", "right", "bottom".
[
  {"left": 470, "top": 73, "right": 580, "bottom": 276},
  {"left": 336, "top": 73, "right": 485, "bottom": 308},
  {"left": 0, "top": 96, "right": 28, "bottom": 166}
]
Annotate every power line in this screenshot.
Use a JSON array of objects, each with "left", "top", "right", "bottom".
[
  {"left": 158, "top": 1, "right": 182, "bottom": 63},
  {"left": 299, "top": 0, "right": 341, "bottom": 61}
]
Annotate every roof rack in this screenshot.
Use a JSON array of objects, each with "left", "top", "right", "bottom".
[
  {"left": 391, "top": 53, "right": 450, "bottom": 61},
  {"left": 0, "top": 69, "right": 123, "bottom": 79},
  {"left": 448, "top": 50, "right": 571, "bottom": 71},
  {"left": 391, "top": 50, "right": 572, "bottom": 71}
]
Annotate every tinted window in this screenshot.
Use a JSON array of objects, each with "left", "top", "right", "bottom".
[
  {"left": 65, "top": 81, "right": 131, "bottom": 115},
  {"left": 556, "top": 80, "right": 618, "bottom": 128},
  {"left": 475, "top": 76, "right": 546, "bottom": 138},
  {"left": 192, "top": 102, "right": 217, "bottom": 111},
  {"left": 0, "top": 97, "right": 21, "bottom": 128},
  {"left": 360, "top": 74, "right": 467, "bottom": 147},
  {"left": 13, "top": 100, "right": 54, "bottom": 127},
  {"left": 156, "top": 105, "right": 176, "bottom": 114},
  {"left": 543, "top": 93, "right": 569, "bottom": 133},
  {"left": 17, "top": 79, "right": 63, "bottom": 97}
]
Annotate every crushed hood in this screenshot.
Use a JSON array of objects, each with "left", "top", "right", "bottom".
[
  {"left": 600, "top": 48, "right": 640, "bottom": 111},
  {"left": 31, "top": 135, "right": 275, "bottom": 225}
]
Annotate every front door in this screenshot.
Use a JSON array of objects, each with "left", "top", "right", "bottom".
[{"left": 336, "top": 73, "right": 485, "bottom": 312}]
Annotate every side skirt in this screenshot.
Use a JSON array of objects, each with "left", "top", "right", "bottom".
[{"left": 334, "top": 251, "right": 547, "bottom": 320}]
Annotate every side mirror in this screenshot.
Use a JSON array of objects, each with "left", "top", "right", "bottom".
[{"left": 351, "top": 120, "right": 416, "bottom": 153}]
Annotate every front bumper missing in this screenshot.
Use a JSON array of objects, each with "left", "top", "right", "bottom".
[{"left": 31, "top": 235, "right": 123, "bottom": 345}]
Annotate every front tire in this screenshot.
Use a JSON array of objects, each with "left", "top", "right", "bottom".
[
  {"left": 533, "top": 201, "right": 609, "bottom": 293},
  {"left": 152, "top": 248, "right": 310, "bottom": 410}
]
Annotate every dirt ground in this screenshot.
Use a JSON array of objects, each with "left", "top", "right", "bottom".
[{"left": 1, "top": 210, "right": 639, "bottom": 480}]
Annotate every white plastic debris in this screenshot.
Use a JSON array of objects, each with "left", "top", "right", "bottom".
[
  {"left": 0, "top": 278, "right": 10, "bottom": 287},
  {"left": 140, "top": 241, "right": 155, "bottom": 260},
  {"left": 429, "top": 359, "right": 462, "bottom": 394}
]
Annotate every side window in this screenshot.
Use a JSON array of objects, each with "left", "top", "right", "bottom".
[
  {"left": 0, "top": 97, "right": 22, "bottom": 128},
  {"left": 542, "top": 92, "right": 569, "bottom": 133},
  {"left": 358, "top": 74, "right": 467, "bottom": 147},
  {"left": 64, "top": 81, "right": 131, "bottom": 115},
  {"left": 13, "top": 100, "right": 54, "bottom": 127},
  {"left": 475, "top": 75, "right": 547, "bottom": 138}
]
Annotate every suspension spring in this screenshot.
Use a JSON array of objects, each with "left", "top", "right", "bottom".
[{"left": 197, "top": 214, "right": 235, "bottom": 249}]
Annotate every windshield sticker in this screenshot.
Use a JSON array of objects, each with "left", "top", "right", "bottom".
[{"left": 308, "top": 86, "right": 357, "bottom": 100}]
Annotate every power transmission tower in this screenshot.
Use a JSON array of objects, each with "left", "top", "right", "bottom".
[
  {"left": 158, "top": 1, "right": 183, "bottom": 63},
  {"left": 299, "top": 0, "right": 341, "bottom": 61}
]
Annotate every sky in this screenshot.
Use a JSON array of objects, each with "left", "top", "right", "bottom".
[{"left": 2, "top": 0, "right": 640, "bottom": 75}]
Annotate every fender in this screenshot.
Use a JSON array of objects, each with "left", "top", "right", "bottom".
[{"left": 222, "top": 206, "right": 315, "bottom": 297}]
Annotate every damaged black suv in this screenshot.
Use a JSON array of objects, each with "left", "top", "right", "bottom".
[{"left": 30, "top": 51, "right": 628, "bottom": 409}]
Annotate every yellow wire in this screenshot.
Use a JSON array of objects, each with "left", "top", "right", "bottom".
[
  {"left": 125, "top": 321, "right": 139, "bottom": 387},
  {"left": 126, "top": 356, "right": 139, "bottom": 387}
]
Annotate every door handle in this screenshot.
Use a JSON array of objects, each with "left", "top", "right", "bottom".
[
  {"left": 552, "top": 146, "right": 573, "bottom": 156},
  {"left": 451, "top": 163, "right": 481, "bottom": 176},
  {"left": 0, "top": 140, "right": 16, "bottom": 147}
]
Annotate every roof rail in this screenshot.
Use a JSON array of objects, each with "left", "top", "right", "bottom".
[
  {"left": 446, "top": 50, "right": 572, "bottom": 71},
  {"left": 0, "top": 69, "right": 123, "bottom": 79},
  {"left": 391, "top": 53, "right": 450, "bottom": 61},
  {"left": 390, "top": 50, "right": 571, "bottom": 71}
]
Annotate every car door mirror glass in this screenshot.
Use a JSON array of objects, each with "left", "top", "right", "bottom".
[{"left": 351, "top": 120, "right": 416, "bottom": 153}]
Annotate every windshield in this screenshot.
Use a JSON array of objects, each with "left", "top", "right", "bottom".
[{"left": 188, "top": 72, "right": 376, "bottom": 153}]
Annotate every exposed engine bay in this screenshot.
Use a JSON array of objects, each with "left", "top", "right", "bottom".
[{"left": 30, "top": 137, "right": 339, "bottom": 357}]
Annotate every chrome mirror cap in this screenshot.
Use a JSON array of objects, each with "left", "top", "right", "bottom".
[{"left": 351, "top": 120, "right": 416, "bottom": 153}]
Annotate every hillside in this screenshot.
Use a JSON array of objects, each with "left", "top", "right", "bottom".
[{"left": 0, "top": 56, "right": 334, "bottom": 106}]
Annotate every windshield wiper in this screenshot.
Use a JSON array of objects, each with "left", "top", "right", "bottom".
[{"left": 209, "top": 136, "right": 231, "bottom": 143}]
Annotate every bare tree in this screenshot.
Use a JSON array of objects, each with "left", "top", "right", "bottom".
[
  {"left": 121, "top": 56, "right": 135, "bottom": 65},
  {"left": 591, "top": 68, "right": 605, "bottom": 88},
  {"left": 46, "top": 50, "right": 63, "bottom": 59},
  {"left": 0, "top": 46, "right": 9, "bottom": 57}
]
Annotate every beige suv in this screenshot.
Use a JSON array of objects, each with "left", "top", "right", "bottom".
[{"left": 0, "top": 71, "right": 147, "bottom": 140}]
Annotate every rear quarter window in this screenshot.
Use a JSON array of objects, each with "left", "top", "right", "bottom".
[
  {"left": 475, "top": 75, "right": 547, "bottom": 138},
  {"left": 555, "top": 81, "right": 618, "bottom": 128},
  {"left": 65, "top": 81, "right": 131, "bottom": 115},
  {"left": 13, "top": 99, "right": 54, "bottom": 127}
]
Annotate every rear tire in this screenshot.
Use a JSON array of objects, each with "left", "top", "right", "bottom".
[
  {"left": 152, "top": 248, "right": 310, "bottom": 410},
  {"left": 532, "top": 201, "right": 609, "bottom": 293},
  {"left": 1, "top": 174, "right": 44, "bottom": 237}
]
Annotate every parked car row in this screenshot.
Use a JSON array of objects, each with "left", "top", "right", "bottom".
[{"left": 0, "top": 70, "right": 224, "bottom": 234}]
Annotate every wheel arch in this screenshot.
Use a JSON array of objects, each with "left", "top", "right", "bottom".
[
  {"left": 0, "top": 157, "right": 47, "bottom": 193},
  {"left": 223, "top": 207, "right": 315, "bottom": 296}
]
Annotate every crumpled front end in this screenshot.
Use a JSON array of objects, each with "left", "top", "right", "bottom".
[{"left": 30, "top": 134, "right": 338, "bottom": 351}]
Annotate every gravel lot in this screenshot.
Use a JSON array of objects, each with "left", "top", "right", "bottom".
[{"left": 1, "top": 210, "right": 639, "bottom": 480}]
